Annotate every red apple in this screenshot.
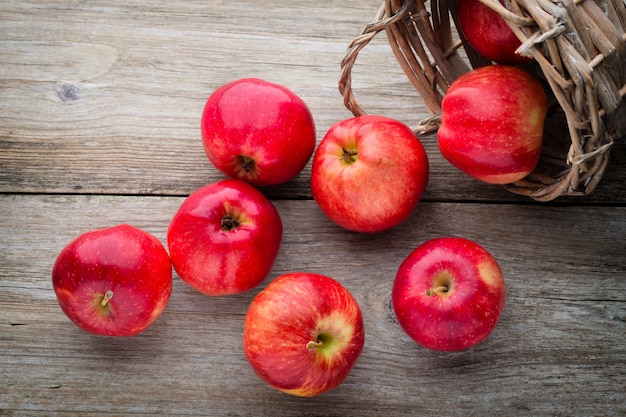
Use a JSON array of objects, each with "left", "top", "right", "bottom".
[
  {"left": 437, "top": 65, "right": 547, "bottom": 184},
  {"left": 392, "top": 237, "right": 506, "bottom": 351},
  {"left": 243, "top": 272, "right": 365, "bottom": 397},
  {"left": 201, "top": 78, "right": 316, "bottom": 186},
  {"left": 52, "top": 224, "right": 173, "bottom": 337},
  {"left": 458, "top": 0, "right": 533, "bottom": 65},
  {"left": 311, "top": 115, "right": 429, "bottom": 233},
  {"left": 167, "top": 179, "right": 282, "bottom": 295}
]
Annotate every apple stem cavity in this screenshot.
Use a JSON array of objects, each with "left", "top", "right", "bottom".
[
  {"left": 341, "top": 148, "right": 358, "bottom": 164},
  {"left": 101, "top": 290, "right": 114, "bottom": 306},
  {"left": 426, "top": 285, "right": 449, "bottom": 297},
  {"left": 221, "top": 215, "right": 241, "bottom": 231},
  {"left": 426, "top": 271, "right": 454, "bottom": 297},
  {"left": 306, "top": 333, "right": 333, "bottom": 351},
  {"left": 237, "top": 155, "right": 255, "bottom": 173}
]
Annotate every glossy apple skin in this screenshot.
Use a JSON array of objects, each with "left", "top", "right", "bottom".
[
  {"left": 438, "top": 65, "right": 547, "bottom": 184},
  {"left": 243, "top": 272, "right": 365, "bottom": 397},
  {"left": 458, "top": 0, "right": 532, "bottom": 65},
  {"left": 392, "top": 237, "right": 506, "bottom": 351},
  {"left": 52, "top": 224, "right": 173, "bottom": 337},
  {"left": 167, "top": 179, "right": 282, "bottom": 296},
  {"left": 201, "top": 78, "right": 316, "bottom": 186},
  {"left": 311, "top": 115, "right": 429, "bottom": 233}
]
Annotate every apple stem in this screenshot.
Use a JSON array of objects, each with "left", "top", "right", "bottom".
[
  {"left": 101, "top": 290, "right": 114, "bottom": 306},
  {"left": 306, "top": 340, "right": 323, "bottom": 350},
  {"left": 426, "top": 285, "right": 449, "bottom": 296}
]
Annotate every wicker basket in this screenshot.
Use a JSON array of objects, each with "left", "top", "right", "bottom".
[{"left": 340, "top": 0, "right": 626, "bottom": 201}]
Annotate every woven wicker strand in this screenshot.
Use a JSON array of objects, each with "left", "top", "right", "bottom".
[{"left": 339, "top": 0, "right": 626, "bottom": 201}]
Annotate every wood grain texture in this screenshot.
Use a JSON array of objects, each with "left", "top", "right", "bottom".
[
  {"left": 0, "top": 0, "right": 418, "bottom": 196},
  {"left": 1, "top": 0, "right": 625, "bottom": 416},
  {"left": 1, "top": 195, "right": 625, "bottom": 416},
  {"left": 1, "top": 0, "right": 624, "bottom": 202}
]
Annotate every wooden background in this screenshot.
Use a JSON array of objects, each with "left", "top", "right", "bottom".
[{"left": 1, "top": 1, "right": 625, "bottom": 415}]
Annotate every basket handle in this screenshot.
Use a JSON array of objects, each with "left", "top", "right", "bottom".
[
  {"left": 339, "top": 0, "right": 471, "bottom": 136},
  {"left": 339, "top": 1, "right": 414, "bottom": 118}
]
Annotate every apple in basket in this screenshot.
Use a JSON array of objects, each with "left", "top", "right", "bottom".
[
  {"left": 52, "top": 224, "right": 173, "bottom": 336},
  {"left": 458, "top": 0, "right": 533, "bottom": 65},
  {"left": 201, "top": 78, "right": 316, "bottom": 186},
  {"left": 437, "top": 65, "right": 548, "bottom": 184},
  {"left": 167, "top": 179, "right": 282, "bottom": 295},
  {"left": 392, "top": 237, "right": 506, "bottom": 351},
  {"left": 243, "top": 272, "right": 365, "bottom": 397},
  {"left": 311, "top": 115, "right": 429, "bottom": 233}
]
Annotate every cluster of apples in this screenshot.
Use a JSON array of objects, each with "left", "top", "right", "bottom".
[
  {"left": 52, "top": 76, "right": 507, "bottom": 397},
  {"left": 439, "top": 0, "right": 549, "bottom": 185},
  {"left": 53, "top": 0, "right": 560, "bottom": 396}
]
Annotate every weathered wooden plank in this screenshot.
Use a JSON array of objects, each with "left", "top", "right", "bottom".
[
  {"left": 1, "top": 194, "right": 624, "bottom": 416},
  {"left": 1, "top": 0, "right": 623, "bottom": 203},
  {"left": 0, "top": 0, "right": 422, "bottom": 195}
]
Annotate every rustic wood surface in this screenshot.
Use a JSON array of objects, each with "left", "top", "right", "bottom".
[{"left": 1, "top": 1, "right": 625, "bottom": 416}]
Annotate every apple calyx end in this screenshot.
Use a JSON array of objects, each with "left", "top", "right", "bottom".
[
  {"left": 237, "top": 155, "right": 255, "bottom": 173},
  {"left": 221, "top": 214, "right": 241, "bottom": 231},
  {"left": 341, "top": 148, "right": 358, "bottom": 165}
]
